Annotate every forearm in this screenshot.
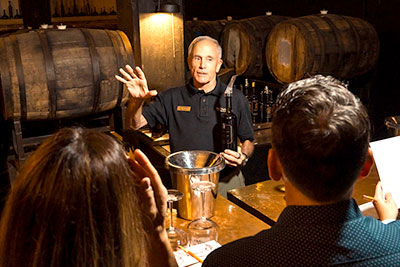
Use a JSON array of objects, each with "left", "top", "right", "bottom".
[
  {"left": 126, "top": 97, "right": 148, "bottom": 130},
  {"left": 241, "top": 140, "right": 254, "bottom": 158},
  {"left": 148, "top": 229, "right": 178, "bottom": 267}
]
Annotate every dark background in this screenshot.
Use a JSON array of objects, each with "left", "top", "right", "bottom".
[{"left": 184, "top": 0, "right": 400, "bottom": 141}]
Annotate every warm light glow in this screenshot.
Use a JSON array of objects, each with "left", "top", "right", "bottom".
[
  {"left": 139, "top": 12, "right": 185, "bottom": 90},
  {"left": 146, "top": 13, "right": 171, "bottom": 25}
]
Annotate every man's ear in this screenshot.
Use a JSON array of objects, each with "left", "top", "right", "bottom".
[
  {"left": 216, "top": 58, "right": 223, "bottom": 73},
  {"left": 268, "top": 148, "right": 284, "bottom": 181},
  {"left": 359, "top": 147, "right": 374, "bottom": 179}
]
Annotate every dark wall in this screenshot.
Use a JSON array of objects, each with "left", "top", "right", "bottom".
[{"left": 184, "top": 0, "right": 400, "bottom": 141}]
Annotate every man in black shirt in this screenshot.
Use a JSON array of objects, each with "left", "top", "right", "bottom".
[{"left": 116, "top": 36, "right": 254, "bottom": 197}]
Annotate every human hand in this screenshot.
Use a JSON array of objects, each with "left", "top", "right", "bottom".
[
  {"left": 373, "top": 181, "right": 398, "bottom": 221},
  {"left": 128, "top": 148, "right": 168, "bottom": 233},
  {"left": 115, "top": 65, "right": 158, "bottom": 100},
  {"left": 220, "top": 148, "right": 247, "bottom": 167}
]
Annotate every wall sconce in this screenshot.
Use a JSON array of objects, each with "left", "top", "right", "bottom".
[{"left": 157, "top": 1, "right": 180, "bottom": 13}]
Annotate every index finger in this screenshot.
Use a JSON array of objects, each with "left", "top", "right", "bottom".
[
  {"left": 374, "top": 181, "right": 384, "bottom": 201},
  {"left": 133, "top": 149, "right": 166, "bottom": 194}
]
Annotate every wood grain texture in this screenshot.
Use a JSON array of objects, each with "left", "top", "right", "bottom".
[
  {"left": 139, "top": 13, "right": 185, "bottom": 92},
  {"left": 0, "top": 28, "right": 133, "bottom": 120},
  {"left": 266, "top": 14, "right": 380, "bottom": 84},
  {"left": 221, "top": 15, "right": 289, "bottom": 78}
]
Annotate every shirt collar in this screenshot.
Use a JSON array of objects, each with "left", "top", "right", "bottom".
[
  {"left": 186, "top": 77, "right": 226, "bottom": 97},
  {"left": 275, "top": 199, "right": 363, "bottom": 227}
]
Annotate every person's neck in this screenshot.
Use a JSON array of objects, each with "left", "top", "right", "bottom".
[
  {"left": 283, "top": 179, "right": 352, "bottom": 206},
  {"left": 193, "top": 79, "right": 217, "bottom": 93}
]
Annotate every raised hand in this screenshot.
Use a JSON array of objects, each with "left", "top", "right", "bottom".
[
  {"left": 115, "top": 65, "right": 158, "bottom": 99},
  {"left": 128, "top": 148, "right": 167, "bottom": 231},
  {"left": 127, "top": 149, "right": 178, "bottom": 267}
]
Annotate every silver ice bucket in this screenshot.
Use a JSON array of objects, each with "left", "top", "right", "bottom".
[{"left": 166, "top": 150, "right": 225, "bottom": 220}]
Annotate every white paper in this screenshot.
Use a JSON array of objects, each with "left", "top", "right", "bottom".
[
  {"left": 174, "top": 240, "right": 221, "bottom": 267},
  {"left": 370, "top": 136, "right": 400, "bottom": 206}
]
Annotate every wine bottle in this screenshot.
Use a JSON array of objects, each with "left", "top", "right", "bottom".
[
  {"left": 14, "top": 9, "right": 20, "bottom": 18},
  {"left": 222, "top": 75, "right": 238, "bottom": 151},
  {"left": 1, "top": 9, "right": 9, "bottom": 19},
  {"left": 259, "top": 87, "right": 265, "bottom": 123},
  {"left": 73, "top": 0, "right": 78, "bottom": 16},
  {"left": 243, "top": 78, "right": 250, "bottom": 98},
  {"left": 244, "top": 78, "right": 252, "bottom": 117},
  {"left": 8, "top": 1, "right": 13, "bottom": 19},
  {"left": 251, "top": 81, "right": 259, "bottom": 125},
  {"left": 86, "top": 0, "right": 91, "bottom": 15},
  {"left": 60, "top": 0, "right": 65, "bottom": 17},
  {"left": 264, "top": 85, "right": 273, "bottom": 122},
  {"left": 109, "top": 6, "right": 117, "bottom": 15}
]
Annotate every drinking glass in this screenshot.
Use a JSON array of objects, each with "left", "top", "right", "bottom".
[
  {"left": 187, "top": 180, "right": 219, "bottom": 245},
  {"left": 166, "top": 189, "right": 188, "bottom": 250}
]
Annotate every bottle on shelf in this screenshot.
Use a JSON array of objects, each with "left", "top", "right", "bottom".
[
  {"left": 86, "top": 0, "right": 91, "bottom": 15},
  {"left": 1, "top": 9, "right": 9, "bottom": 19},
  {"left": 73, "top": 0, "right": 78, "bottom": 16},
  {"left": 259, "top": 87, "right": 265, "bottom": 123},
  {"left": 60, "top": 0, "right": 65, "bottom": 17},
  {"left": 14, "top": 9, "right": 21, "bottom": 18},
  {"left": 109, "top": 6, "right": 117, "bottom": 15},
  {"left": 92, "top": 7, "right": 98, "bottom": 16},
  {"left": 221, "top": 75, "right": 238, "bottom": 151},
  {"left": 8, "top": 1, "right": 13, "bottom": 19},
  {"left": 264, "top": 85, "right": 274, "bottom": 122},
  {"left": 251, "top": 81, "right": 259, "bottom": 125},
  {"left": 243, "top": 78, "right": 250, "bottom": 97},
  {"left": 244, "top": 78, "right": 252, "bottom": 116},
  {"left": 101, "top": 7, "right": 108, "bottom": 15}
]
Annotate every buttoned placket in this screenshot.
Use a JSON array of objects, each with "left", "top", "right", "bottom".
[{"left": 200, "top": 95, "right": 208, "bottom": 117}]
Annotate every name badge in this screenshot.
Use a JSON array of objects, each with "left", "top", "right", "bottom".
[{"left": 177, "top": 106, "right": 191, "bottom": 112}]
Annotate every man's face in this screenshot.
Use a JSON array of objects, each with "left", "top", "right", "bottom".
[{"left": 188, "top": 40, "right": 223, "bottom": 92}]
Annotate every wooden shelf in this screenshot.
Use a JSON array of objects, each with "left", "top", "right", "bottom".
[
  {"left": 0, "top": 18, "right": 23, "bottom": 25},
  {"left": 51, "top": 15, "right": 117, "bottom": 23}
]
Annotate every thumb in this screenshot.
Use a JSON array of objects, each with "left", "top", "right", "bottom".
[{"left": 148, "top": 90, "right": 158, "bottom": 97}]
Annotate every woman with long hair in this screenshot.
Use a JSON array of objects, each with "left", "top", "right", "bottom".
[{"left": 0, "top": 127, "right": 177, "bottom": 267}]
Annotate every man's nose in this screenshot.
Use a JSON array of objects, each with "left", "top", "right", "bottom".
[{"left": 200, "top": 59, "right": 206, "bottom": 68}]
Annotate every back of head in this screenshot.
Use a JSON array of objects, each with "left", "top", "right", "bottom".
[
  {"left": 272, "top": 75, "right": 370, "bottom": 202},
  {"left": 0, "top": 127, "right": 149, "bottom": 266}
]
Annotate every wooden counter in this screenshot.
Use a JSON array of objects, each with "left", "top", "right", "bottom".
[
  {"left": 174, "top": 195, "right": 270, "bottom": 245},
  {"left": 228, "top": 165, "right": 380, "bottom": 226}
]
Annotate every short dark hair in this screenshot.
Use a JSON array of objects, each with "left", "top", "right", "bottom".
[{"left": 272, "top": 75, "right": 370, "bottom": 202}]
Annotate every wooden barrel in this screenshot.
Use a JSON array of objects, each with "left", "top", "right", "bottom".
[
  {"left": 0, "top": 28, "right": 133, "bottom": 120},
  {"left": 221, "top": 15, "right": 289, "bottom": 78},
  {"left": 266, "top": 14, "right": 380, "bottom": 84},
  {"left": 185, "top": 19, "right": 228, "bottom": 50}
]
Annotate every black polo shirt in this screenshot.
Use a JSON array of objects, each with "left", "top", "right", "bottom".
[{"left": 142, "top": 77, "right": 254, "bottom": 153}]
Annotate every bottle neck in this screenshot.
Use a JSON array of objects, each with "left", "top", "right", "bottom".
[{"left": 225, "top": 94, "right": 232, "bottom": 112}]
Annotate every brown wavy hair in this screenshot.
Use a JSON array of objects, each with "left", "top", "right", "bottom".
[{"left": 0, "top": 127, "right": 150, "bottom": 266}]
